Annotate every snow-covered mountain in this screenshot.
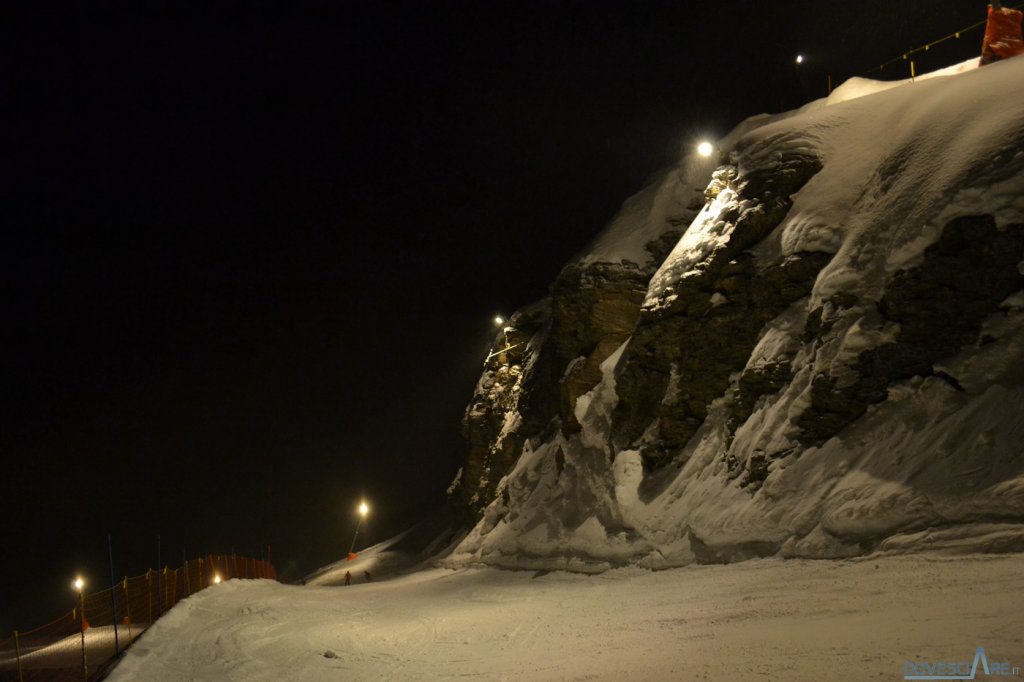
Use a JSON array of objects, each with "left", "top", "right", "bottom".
[
  {"left": 447, "top": 57, "right": 1024, "bottom": 571},
  {"left": 95, "top": 56, "right": 1024, "bottom": 682}
]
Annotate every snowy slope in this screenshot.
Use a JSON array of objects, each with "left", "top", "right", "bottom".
[
  {"left": 448, "top": 56, "right": 1024, "bottom": 570},
  {"left": 304, "top": 509, "right": 464, "bottom": 586},
  {"left": 104, "top": 554, "right": 1024, "bottom": 681},
  {"left": 99, "top": 57, "right": 1024, "bottom": 682}
]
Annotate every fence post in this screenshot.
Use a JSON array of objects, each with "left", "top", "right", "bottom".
[
  {"left": 199, "top": 557, "right": 205, "bottom": 589},
  {"left": 123, "top": 578, "right": 133, "bottom": 643},
  {"left": 14, "top": 629, "right": 23, "bottom": 682},
  {"left": 108, "top": 534, "right": 120, "bottom": 657},
  {"left": 184, "top": 552, "right": 191, "bottom": 598},
  {"left": 147, "top": 570, "right": 153, "bottom": 625},
  {"left": 156, "top": 536, "right": 163, "bottom": 617}
]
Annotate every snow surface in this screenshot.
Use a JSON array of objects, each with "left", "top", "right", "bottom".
[{"left": 105, "top": 554, "right": 1023, "bottom": 681}]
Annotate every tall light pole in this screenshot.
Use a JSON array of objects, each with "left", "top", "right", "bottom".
[
  {"left": 348, "top": 501, "right": 369, "bottom": 559},
  {"left": 73, "top": 576, "right": 87, "bottom": 682},
  {"left": 794, "top": 53, "right": 808, "bottom": 104}
]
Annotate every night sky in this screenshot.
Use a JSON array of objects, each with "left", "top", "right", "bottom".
[{"left": 3, "top": 1, "right": 987, "bottom": 633}]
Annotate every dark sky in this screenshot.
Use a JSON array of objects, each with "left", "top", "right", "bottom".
[{"left": 2, "top": 1, "right": 986, "bottom": 633}]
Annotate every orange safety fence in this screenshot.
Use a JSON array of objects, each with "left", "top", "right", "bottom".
[{"left": 0, "top": 553, "right": 276, "bottom": 682}]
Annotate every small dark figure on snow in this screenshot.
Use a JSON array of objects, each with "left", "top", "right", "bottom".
[
  {"left": 364, "top": 570, "right": 372, "bottom": 582},
  {"left": 344, "top": 571, "right": 352, "bottom": 586}
]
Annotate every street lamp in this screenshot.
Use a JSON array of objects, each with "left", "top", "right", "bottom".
[
  {"left": 73, "top": 576, "right": 87, "bottom": 680},
  {"left": 697, "top": 141, "right": 714, "bottom": 158},
  {"left": 794, "top": 54, "right": 808, "bottom": 104},
  {"left": 348, "top": 500, "right": 370, "bottom": 559},
  {"left": 213, "top": 573, "right": 222, "bottom": 585},
  {"left": 493, "top": 316, "right": 504, "bottom": 327}
]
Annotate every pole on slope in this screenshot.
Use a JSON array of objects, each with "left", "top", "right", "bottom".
[
  {"left": 13, "top": 630, "right": 23, "bottom": 682},
  {"left": 77, "top": 582, "right": 88, "bottom": 681},
  {"left": 108, "top": 534, "right": 120, "bottom": 657},
  {"left": 123, "top": 578, "right": 134, "bottom": 643},
  {"left": 156, "top": 535, "right": 163, "bottom": 617},
  {"left": 183, "top": 547, "right": 191, "bottom": 597}
]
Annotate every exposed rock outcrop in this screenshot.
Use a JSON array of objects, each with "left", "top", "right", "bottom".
[
  {"left": 610, "top": 147, "right": 828, "bottom": 468},
  {"left": 447, "top": 58, "right": 1024, "bottom": 569},
  {"left": 454, "top": 165, "right": 710, "bottom": 514},
  {"left": 458, "top": 302, "right": 549, "bottom": 516},
  {"left": 795, "top": 215, "right": 1024, "bottom": 445}
]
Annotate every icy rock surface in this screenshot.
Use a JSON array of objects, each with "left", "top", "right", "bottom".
[{"left": 449, "top": 58, "right": 1024, "bottom": 569}]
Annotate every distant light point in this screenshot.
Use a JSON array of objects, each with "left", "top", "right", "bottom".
[
  {"left": 213, "top": 573, "right": 222, "bottom": 584},
  {"left": 73, "top": 576, "right": 85, "bottom": 591},
  {"left": 358, "top": 501, "right": 369, "bottom": 517},
  {"left": 494, "top": 316, "right": 505, "bottom": 326},
  {"left": 697, "top": 141, "right": 714, "bottom": 158},
  {"left": 796, "top": 54, "right": 805, "bottom": 64}
]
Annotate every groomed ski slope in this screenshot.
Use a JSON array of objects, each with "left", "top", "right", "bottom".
[{"left": 105, "top": 554, "right": 1022, "bottom": 681}]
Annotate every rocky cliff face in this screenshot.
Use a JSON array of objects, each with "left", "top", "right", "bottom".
[
  {"left": 447, "top": 58, "right": 1024, "bottom": 569},
  {"left": 454, "top": 162, "right": 712, "bottom": 517}
]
